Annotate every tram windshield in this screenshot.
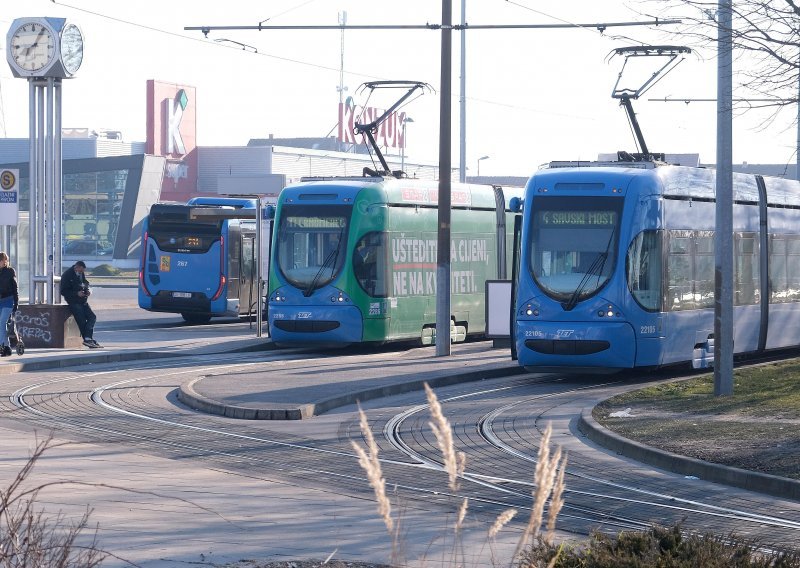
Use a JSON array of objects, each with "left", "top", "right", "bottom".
[
  {"left": 275, "top": 204, "right": 351, "bottom": 293},
  {"left": 529, "top": 196, "right": 623, "bottom": 307}
]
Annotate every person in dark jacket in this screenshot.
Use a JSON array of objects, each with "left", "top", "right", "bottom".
[
  {"left": 0, "top": 252, "right": 19, "bottom": 357},
  {"left": 60, "top": 261, "right": 101, "bottom": 348}
]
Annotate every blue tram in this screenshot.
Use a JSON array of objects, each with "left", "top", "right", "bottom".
[
  {"left": 513, "top": 161, "right": 800, "bottom": 372},
  {"left": 138, "top": 197, "right": 259, "bottom": 324}
]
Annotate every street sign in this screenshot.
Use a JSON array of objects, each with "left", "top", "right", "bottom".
[{"left": 0, "top": 169, "right": 19, "bottom": 226}]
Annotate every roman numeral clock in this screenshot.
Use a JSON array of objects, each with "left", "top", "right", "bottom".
[{"left": 6, "top": 17, "right": 83, "bottom": 78}]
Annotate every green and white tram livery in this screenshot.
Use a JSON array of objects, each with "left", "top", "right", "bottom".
[{"left": 268, "top": 176, "right": 520, "bottom": 345}]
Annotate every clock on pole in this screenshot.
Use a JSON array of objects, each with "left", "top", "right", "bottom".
[
  {"left": 5, "top": 16, "right": 84, "bottom": 306},
  {"left": 6, "top": 17, "right": 84, "bottom": 78}
]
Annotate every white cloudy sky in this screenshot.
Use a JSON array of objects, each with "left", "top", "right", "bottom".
[{"left": 1, "top": 0, "right": 797, "bottom": 176}]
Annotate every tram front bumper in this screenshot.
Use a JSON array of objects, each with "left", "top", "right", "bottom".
[
  {"left": 515, "top": 320, "right": 636, "bottom": 371},
  {"left": 269, "top": 305, "right": 363, "bottom": 344}
]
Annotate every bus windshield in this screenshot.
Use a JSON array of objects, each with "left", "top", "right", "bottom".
[
  {"left": 529, "top": 196, "right": 623, "bottom": 306},
  {"left": 147, "top": 205, "right": 223, "bottom": 253},
  {"left": 275, "top": 204, "right": 351, "bottom": 293}
]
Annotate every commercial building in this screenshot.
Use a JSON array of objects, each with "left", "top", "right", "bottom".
[{"left": 0, "top": 80, "right": 444, "bottom": 278}]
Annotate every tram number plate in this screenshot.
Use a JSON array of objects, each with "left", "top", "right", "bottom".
[{"left": 172, "top": 292, "right": 192, "bottom": 298}]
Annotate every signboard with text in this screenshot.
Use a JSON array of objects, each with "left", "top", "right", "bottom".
[
  {"left": 0, "top": 169, "right": 19, "bottom": 226},
  {"left": 145, "top": 80, "right": 198, "bottom": 202},
  {"left": 337, "top": 102, "right": 407, "bottom": 149}
]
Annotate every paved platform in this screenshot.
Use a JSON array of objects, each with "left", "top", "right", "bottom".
[
  {"left": 179, "top": 341, "right": 526, "bottom": 419},
  {"left": 3, "top": 285, "right": 798, "bottom": 506}
]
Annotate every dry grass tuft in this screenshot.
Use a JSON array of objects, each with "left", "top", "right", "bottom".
[
  {"left": 350, "top": 406, "right": 393, "bottom": 534},
  {"left": 489, "top": 508, "right": 518, "bottom": 539},
  {"left": 425, "top": 383, "right": 461, "bottom": 492},
  {"left": 546, "top": 454, "right": 568, "bottom": 544},
  {"left": 513, "top": 422, "right": 567, "bottom": 562}
]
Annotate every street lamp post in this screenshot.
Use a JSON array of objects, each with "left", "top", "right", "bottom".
[
  {"left": 401, "top": 116, "right": 414, "bottom": 172},
  {"left": 477, "top": 155, "right": 489, "bottom": 177}
]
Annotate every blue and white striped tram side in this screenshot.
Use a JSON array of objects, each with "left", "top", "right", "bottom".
[{"left": 513, "top": 163, "right": 800, "bottom": 372}]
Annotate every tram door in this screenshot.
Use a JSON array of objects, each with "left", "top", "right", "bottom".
[{"left": 240, "top": 234, "right": 257, "bottom": 316}]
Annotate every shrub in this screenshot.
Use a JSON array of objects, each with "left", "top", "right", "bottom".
[
  {"left": 90, "top": 264, "right": 121, "bottom": 276},
  {"left": 0, "top": 437, "right": 106, "bottom": 567},
  {"left": 517, "top": 523, "right": 800, "bottom": 567}
]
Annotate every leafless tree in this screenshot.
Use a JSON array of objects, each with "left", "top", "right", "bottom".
[{"left": 640, "top": 1, "right": 799, "bottom": 121}]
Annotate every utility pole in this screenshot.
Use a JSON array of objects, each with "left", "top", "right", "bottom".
[
  {"left": 436, "top": 0, "right": 453, "bottom": 356},
  {"left": 337, "top": 11, "right": 347, "bottom": 106},
  {"left": 459, "top": 0, "right": 466, "bottom": 183},
  {"left": 714, "top": 0, "right": 734, "bottom": 396}
]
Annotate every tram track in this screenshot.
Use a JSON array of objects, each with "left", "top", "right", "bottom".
[{"left": 3, "top": 353, "right": 800, "bottom": 544}]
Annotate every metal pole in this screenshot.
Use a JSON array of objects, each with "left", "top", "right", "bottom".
[
  {"left": 436, "top": 0, "right": 453, "bottom": 356},
  {"left": 54, "top": 80, "right": 63, "bottom": 300},
  {"left": 796, "top": 47, "right": 799, "bottom": 181},
  {"left": 714, "top": 0, "right": 734, "bottom": 396},
  {"left": 28, "top": 80, "right": 36, "bottom": 304},
  {"left": 36, "top": 81, "right": 46, "bottom": 304},
  {"left": 401, "top": 120, "right": 406, "bottom": 172},
  {"left": 45, "top": 78, "right": 54, "bottom": 305},
  {"left": 458, "top": 0, "right": 466, "bottom": 183},
  {"left": 256, "top": 198, "right": 263, "bottom": 338}
]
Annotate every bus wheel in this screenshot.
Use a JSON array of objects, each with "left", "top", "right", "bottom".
[{"left": 181, "top": 313, "right": 212, "bottom": 325}]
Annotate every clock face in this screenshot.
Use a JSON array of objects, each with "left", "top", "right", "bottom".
[
  {"left": 60, "top": 23, "right": 84, "bottom": 75},
  {"left": 10, "top": 22, "right": 55, "bottom": 72}
]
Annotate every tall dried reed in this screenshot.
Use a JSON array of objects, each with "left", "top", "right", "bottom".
[
  {"left": 512, "top": 422, "right": 568, "bottom": 564},
  {"left": 352, "top": 387, "right": 569, "bottom": 568},
  {"left": 350, "top": 406, "right": 393, "bottom": 534},
  {"left": 425, "top": 383, "right": 461, "bottom": 492}
]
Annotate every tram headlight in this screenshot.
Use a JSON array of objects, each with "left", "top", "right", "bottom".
[
  {"left": 597, "top": 304, "right": 621, "bottom": 318},
  {"left": 330, "top": 291, "right": 350, "bottom": 303}
]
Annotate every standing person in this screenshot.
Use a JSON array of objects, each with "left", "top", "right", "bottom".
[
  {"left": 0, "top": 252, "right": 19, "bottom": 357},
  {"left": 60, "top": 260, "right": 101, "bottom": 348}
]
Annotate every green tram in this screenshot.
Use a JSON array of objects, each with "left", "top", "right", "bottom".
[{"left": 267, "top": 176, "right": 522, "bottom": 345}]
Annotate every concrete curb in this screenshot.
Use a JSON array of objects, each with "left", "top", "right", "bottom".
[
  {"left": 578, "top": 407, "right": 800, "bottom": 502},
  {"left": 0, "top": 338, "right": 274, "bottom": 376},
  {"left": 177, "top": 364, "right": 529, "bottom": 420}
]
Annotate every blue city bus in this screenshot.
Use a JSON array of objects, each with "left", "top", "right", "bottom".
[
  {"left": 513, "top": 161, "right": 800, "bottom": 372},
  {"left": 138, "top": 198, "right": 259, "bottom": 324}
]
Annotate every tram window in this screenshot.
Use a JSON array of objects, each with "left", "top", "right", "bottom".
[
  {"left": 668, "top": 233, "right": 692, "bottom": 311},
  {"left": 787, "top": 238, "right": 800, "bottom": 302},
  {"left": 626, "top": 230, "right": 662, "bottom": 312},
  {"left": 353, "top": 232, "right": 387, "bottom": 298},
  {"left": 770, "top": 237, "right": 788, "bottom": 303},
  {"left": 694, "top": 235, "right": 714, "bottom": 309},
  {"left": 667, "top": 231, "right": 715, "bottom": 311},
  {"left": 735, "top": 234, "right": 759, "bottom": 306}
]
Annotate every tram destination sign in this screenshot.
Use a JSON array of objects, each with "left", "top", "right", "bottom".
[{"left": 538, "top": 210, "right": 617, "bottom": 227}]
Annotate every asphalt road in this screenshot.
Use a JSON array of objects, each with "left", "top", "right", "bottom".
[{"left": 0, "top": 340, "right": 798, "bottom": 567}]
